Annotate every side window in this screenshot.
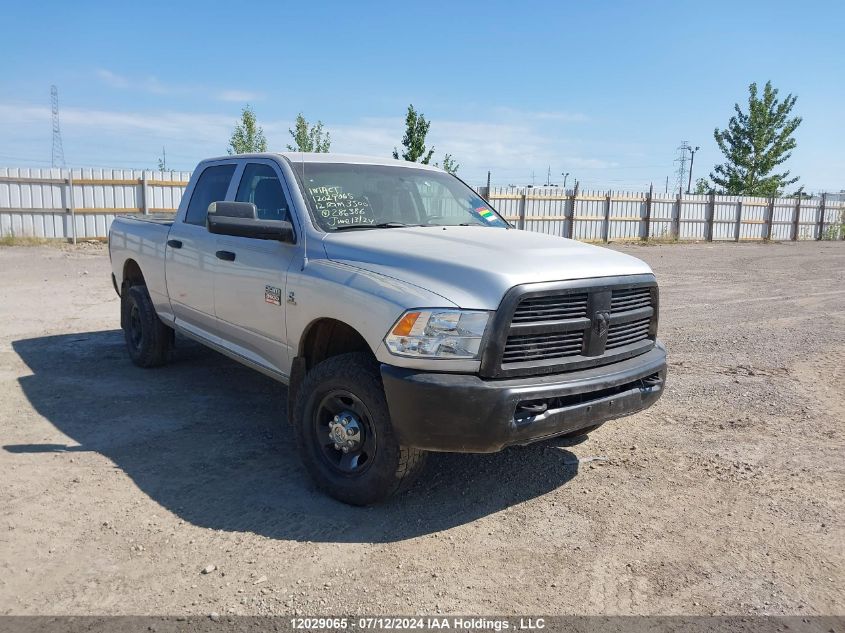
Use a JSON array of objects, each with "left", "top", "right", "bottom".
[
  {"left": 235, "top": 163, "right": 291, "bottom": 221},
  {"left": 184, "top": 164, "right": 236, "bottom": 226}
]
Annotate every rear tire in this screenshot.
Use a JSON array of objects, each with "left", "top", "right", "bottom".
[
  {"left": 121, "top": 284, "right": 174, "bottom": 368},
  {"left": 292, "top": 352, "right": 426, "bottom": 505}
]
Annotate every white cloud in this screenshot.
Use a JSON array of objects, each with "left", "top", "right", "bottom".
[
  {"left": 96, "top": 69, "right": 130, "bottom": 89},
  {"left": 494, "top": 106, "right": 590, "bottom": 123},
  {"left": 216, "top": 90, "right": 263, "bottom": 103},
  {"left": 96, "top": 68, "right": 259, "bottom": 102},
  {"left": 0, "top": 101, "right": 617, "bottom": 180},
  {"left": 563, "top": 157, "right": 618, "bottom": 169},
  {"left": 97, "top": 68, "right": 178, "bottom": 95}
]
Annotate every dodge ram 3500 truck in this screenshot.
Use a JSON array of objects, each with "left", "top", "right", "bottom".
[{"left": 109, "top": 153, "right": 667, "bottom": 505}]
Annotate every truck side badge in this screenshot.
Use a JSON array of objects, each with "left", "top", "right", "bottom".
[
  {"left": 287, "top": 291, "right": 296, "bottom": 305},
  {"left": 265, "top": 285, "right": 282, "bottom": 306}
]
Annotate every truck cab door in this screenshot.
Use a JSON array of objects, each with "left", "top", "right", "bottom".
[
  {"left": 165, "top": 162, "right": 237, "bottom": 337},
  {"left": 212, "top": 160, "right": 299, "bottom": 378}
]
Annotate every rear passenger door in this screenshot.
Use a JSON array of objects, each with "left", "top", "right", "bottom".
[
  {"left": 212, "top": 160, "right": 299, "bottom": 378},
  {"left": 165, "top": 162, "right": 237, "bottom": 336}
]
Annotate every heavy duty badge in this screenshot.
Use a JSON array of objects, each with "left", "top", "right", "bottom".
[{"left": 264, "top": 285, "right": 282, "bottom": 306}]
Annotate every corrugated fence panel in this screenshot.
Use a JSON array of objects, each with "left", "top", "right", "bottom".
[
  {"left": 823, "top": 201, "right": 844, "bottom": 240},
  {"left": 490, "top": 187, "right": 520, "bottom": 224},
  {"left": 798, "top": 199, "right": 819, "bottom": 240},
  {"left": 526, "top": 188, "right": 567, "bottom": 236},
  {"left": 572, "top": 190, "right": 602, "bottom": 241},
  {"left": 609, "top": 194, "right": 645, "bottom": 240},
  {"left": 771, "top": 197, "right": 794, "bottom": 241},
  {"left": 713, "top": 195, "right": 738, "bottom": 240},
  {"left": 2, "top": 168, "right": 842, "bottom": 242},
  {"left": 148, "top": 170, "right": 191, "bottom": 212},
  {"left": 738, "top": 196, "right": 767, "bottom": 240},
  {"left": 679, "top": 194, "right": 707, "bottom": 240},
  {"left": 0, "top": 167, "right": 190, "bottom": 239},
  {"left": 649, "top": 197, "right": 675, "bottom": 240}
]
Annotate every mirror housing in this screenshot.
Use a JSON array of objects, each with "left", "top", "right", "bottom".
[{"left": 206, "top": 201, "right": 295, "bottom": 243}]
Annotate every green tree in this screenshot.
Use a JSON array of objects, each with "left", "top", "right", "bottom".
[
  {"left": 393, "top": 104, "right": 434, "bottom": 164},
  {"left": 710, "top": 81, "right": 801, "bottom": 196},
  {"left": 693, "top": 177, "right": 711, "bottom": 194},
  {"left": 227, "top": 105, "right": 267, "bottom": 155},
  {"left": 439, "top": 154, "right": 460, "bottom": 174},
  {"left": 286, "top": 113, "right": 331, "bottom": 152}
]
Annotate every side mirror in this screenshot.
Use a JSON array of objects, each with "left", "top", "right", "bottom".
[{"left": 207, "top": 201, "right": 295, "bottom": 243}]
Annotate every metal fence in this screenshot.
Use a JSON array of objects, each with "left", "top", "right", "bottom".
[
  {"left": 1, "top": 167, "right": 843, "bottom": 242},
  {"left": 480, "top": 186, "right": 845, "bottom": 242},
  {"left": 0, "top": 167, "right": 190, "bottom": 241}
]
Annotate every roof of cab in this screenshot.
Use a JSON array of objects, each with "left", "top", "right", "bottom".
[{"left": 197, "top": 152, "right": 443, "bottom": 171}]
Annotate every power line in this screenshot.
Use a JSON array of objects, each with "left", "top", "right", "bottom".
[{"left": 50, "top": 85, "right": 66, "bottom": 169}]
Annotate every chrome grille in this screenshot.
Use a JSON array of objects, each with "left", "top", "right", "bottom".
[{"left": 502, "top": 331, "right": 584, "bottom": 363}]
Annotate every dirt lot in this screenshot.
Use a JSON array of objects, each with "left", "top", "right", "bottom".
[{"left": 0, "top": 241, "right": 842, "bottom": 617}]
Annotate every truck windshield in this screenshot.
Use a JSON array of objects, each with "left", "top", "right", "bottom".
[{"left": 296, "top": 163, "right": 509, "bottom": 231}]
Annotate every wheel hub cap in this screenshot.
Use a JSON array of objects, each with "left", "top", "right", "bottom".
[{"left": 328, "top": 413, "right": 361, "bottom": 453}]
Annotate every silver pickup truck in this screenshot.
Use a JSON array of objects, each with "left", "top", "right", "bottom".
[{"left": 109, "top": 153, "right": 667, "bottom": 505}]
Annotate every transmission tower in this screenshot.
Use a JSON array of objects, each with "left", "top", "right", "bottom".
[
  {"left": 50, "top": 85, "right": 66, "bottom": 169},
  {"left": 673, "top": 141, "right": 692, "bottom": 194}
]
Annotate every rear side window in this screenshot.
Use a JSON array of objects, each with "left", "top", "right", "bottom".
[
  {"left": 235, "top": 163, "right": 291, "bottom": 221},
  {"left": 184, "top": 164, "right": 236, "bottom": 226}
]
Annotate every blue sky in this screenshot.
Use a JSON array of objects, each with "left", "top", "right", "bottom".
[{"left": 1, "top": 0, "right": 843, "bottom": 191}]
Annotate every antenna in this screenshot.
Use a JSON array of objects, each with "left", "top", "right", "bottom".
[
  {"left": 50, "top": 85, "right": 66, "bottom": 169},
  {"left": 300, "top": 151, "right": 308, "bottom": 270}
]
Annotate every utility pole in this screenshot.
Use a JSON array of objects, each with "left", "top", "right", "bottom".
[
  {"left": 546, "top": 166, "right": 551, "bottom": 187},
  {"left": 561, "top": 172, "right": 569, "bottom": 189},
  {"left": 50, "top": 85, "right": 66, "bottom": 169},
  {"left": 686, "top": 145, "right": 700, "bottom": 194}
]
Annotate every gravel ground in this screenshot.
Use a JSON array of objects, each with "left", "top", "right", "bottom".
[{"left": 0, "top": 240, "right": 842, "bottom": 616}]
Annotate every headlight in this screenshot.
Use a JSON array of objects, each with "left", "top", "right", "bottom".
[{"left": 384, "top": 309, "right": 490, "bottom": 359}]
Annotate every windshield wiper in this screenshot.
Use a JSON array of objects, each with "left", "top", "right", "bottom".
[
  {"left": 420, "top": 222, "right": 482, "bottom": 227},
  {"left": 333, "top": 222, "right": 418, "bottom": 231}
]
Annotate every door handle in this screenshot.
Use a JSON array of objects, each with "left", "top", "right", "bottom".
[
  {"left": 167, "top": 239, "right": 183, "bottom": 249},
  {"left": 215, "top": 250, "right": 236, "bottom": 262}
]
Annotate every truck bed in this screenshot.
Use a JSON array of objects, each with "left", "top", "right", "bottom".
[
  {"left": 109, "top": 215, "right": 173, "bottom": 316},
  {"left": 117, "top": 214, "right": 174, "bottom": 226}
]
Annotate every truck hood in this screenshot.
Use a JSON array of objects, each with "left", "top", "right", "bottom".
[{"left": 321, "top": 226, "right": 653, "bottom": 309}]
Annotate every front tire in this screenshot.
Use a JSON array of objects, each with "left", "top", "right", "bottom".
[
  {"left": 121, "top": 284, "right": 174, "bottom": 368},
  {"left": 292, "top": 352, "right": 426, "bottom": 505}
]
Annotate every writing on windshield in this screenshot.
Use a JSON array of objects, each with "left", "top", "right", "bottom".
[
  {"left": 300, "top": 163, "right": 509, "bottom": 232},
  {"left": 308, "top": 185, "right": 375, "bottom": 228}
]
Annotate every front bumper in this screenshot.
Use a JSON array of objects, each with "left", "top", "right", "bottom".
[{"left": 381, "top": 342, "right": 667, "bottom": 453}]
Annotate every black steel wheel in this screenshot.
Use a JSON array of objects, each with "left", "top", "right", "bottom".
[
  {"left": 121, "top": 284, "right": 174, "bottom": 368},
  {"left": 292, "top": 352, "right": 426, "bottom": 505},
  {"left": 313, "top": 390, "right": 378, "bottom": 475},
  {"left": 128, "top": 302, "right": 143, "bottom": 351}
]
